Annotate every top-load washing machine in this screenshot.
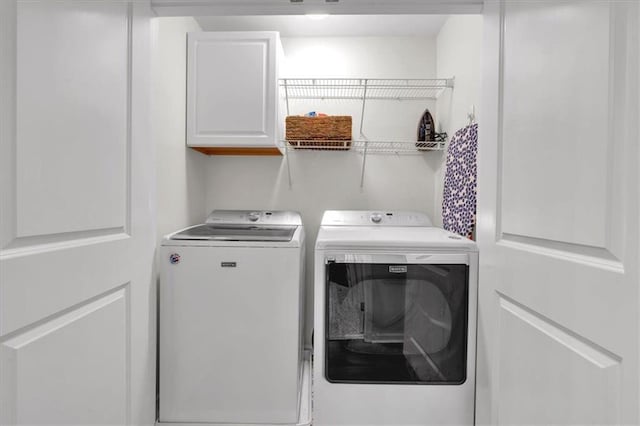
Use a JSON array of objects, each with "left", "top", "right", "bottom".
[
  {"left": 159, "top": 210, "right": 309, "bottom": 426},
  {"left": 314, "top": 211, "right": 478, "bottom": 426}
]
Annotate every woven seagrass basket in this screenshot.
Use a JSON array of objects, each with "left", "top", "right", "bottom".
[{"left": 285, "top": 116, "right": 352, "bottom": 150}]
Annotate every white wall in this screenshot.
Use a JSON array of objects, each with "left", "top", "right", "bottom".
[
  {"left": 282, "top": 37, "right": 436, "bottom": 78},
  {"left": 281, "top": 37, "right": 438, "bottom": 143},
  {"left": 204, "top": 36, "right": 440, "bottom": 344},
  {"left": 434, "top": 15, "right": 483, "bottom": 226},
  {"left": 152, "top": 17, "right": 207, "bottom": 240}
]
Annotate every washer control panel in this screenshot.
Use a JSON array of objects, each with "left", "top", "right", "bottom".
[{"left": 206, "top": 210, "right": 302, "bottom": 226}]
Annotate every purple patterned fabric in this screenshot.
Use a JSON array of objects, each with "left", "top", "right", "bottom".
[{"left": 442, "top": 123, "right": 478, "bottom": 238}]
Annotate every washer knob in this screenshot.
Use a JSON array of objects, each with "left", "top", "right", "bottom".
[
  {"left": 248, "top": 212, "right": 260, "bottom": 222},
  {"left": 370, "top": 213, "right": 383, "bottom": 224}
]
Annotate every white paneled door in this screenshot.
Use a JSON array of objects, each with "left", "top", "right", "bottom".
[
  {"left": 477, "top": 1, "right": 639, "bottom": 425},
  {"left": 0, "top": 1, "right": 155, "bottom": 425}
]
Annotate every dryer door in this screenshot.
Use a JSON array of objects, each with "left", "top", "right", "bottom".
[{"left": 325, "top": 255, "right": 469, "bottom": 385}]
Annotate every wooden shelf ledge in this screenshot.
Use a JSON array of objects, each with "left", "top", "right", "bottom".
[{"left": 190, "top": 147, "right": 283, "bottom": 156}]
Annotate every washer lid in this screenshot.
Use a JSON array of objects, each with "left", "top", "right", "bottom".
[{"left": 169, "top": 224, "right": 297, "bottom": 242}]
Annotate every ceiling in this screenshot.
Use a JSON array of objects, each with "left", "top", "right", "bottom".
[{"left": 195, "top": 15, "right": 449, "bottom": 37}]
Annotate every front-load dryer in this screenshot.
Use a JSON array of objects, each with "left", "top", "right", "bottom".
[
  {"left": 159, "top": 210, "right": 309, "bottom": 426},
  {"left": 313, "top": 210, "right": 478, "bottom": 426}
]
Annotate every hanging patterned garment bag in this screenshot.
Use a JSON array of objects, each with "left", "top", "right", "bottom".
[{"left": 442, "top": 123, "right": 478, "bottom": 239}]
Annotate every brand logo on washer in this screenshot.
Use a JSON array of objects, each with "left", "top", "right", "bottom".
[
  {"left": 389, "top": 265, "right": 407, "bottom": 273},
  {"left": 169, "top": 253, "right": 181, "bottom": 264}
]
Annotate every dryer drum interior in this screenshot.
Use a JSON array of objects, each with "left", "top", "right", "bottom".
[{"left": 326, "top": 263, "right": 469, "bottom": 384}]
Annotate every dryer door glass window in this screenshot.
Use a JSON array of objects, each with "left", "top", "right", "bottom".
[{"left": 325, "top": 263, "right": 468, "bottom": 384}]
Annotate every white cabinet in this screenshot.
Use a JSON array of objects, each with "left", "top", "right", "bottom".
[{"left": 187, "top": 31, "right": 281, "bottom": 154}]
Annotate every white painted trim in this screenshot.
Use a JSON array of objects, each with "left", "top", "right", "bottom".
[
  {"left": 475, "top": 1, "right": 503, "bottom": 424},
  {"left": 129, "top": 2, "right": 157, "bottom": 425},
  {"left": 636, "top": 3, "right": 640, "bottom": 424},
  {"left": 151, "top": 0, "right": 483, "bottom": 17}
]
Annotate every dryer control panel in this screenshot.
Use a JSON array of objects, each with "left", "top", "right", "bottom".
[{"left": 321, "top": 210, "right": 433, "bottom": 227}]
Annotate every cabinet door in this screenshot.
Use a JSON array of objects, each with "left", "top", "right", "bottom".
[{"left": 187, "top": 31, "right": 278, "bottom": 148}]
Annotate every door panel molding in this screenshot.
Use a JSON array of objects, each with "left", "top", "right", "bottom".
[
  {"left": 496, "top": 1, "right": 630, "bottom": 254},
  {"left": 499, "top": 233, "right": 623, "bottom": 273},
  {"left": 496, "top": 293, "right": 621, "bottom": 425},
  {"left": 0, "top": 283, "right": 130, "bottom": 345},
  {"left": 604, "top": 3, "right": 634, "bottom": 262},
  {"left": 0, "top": 286, "right": 130, "bottom": 425},
  {"left": 0, "top": 1, "right": 17, "bottom": 251},
  {"left": 497, "top": 292, "right": 621, "bottom": 367},
  {"left": 0, "top": 238, "right": 131, "bottom": 335},
  {"left": 1, "top": 227, "right": 128, "bottom": 253},
  {"left": 125, "top": 2, "right": 134, "bottom": 239},
  {"left": 7, "top": 1, "right": 134, "bottom": 243}
]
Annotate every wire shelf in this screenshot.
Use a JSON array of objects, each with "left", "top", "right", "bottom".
[
  {"left": 279, "top": 77, "right": 453, "bottom": 187},
  {"left": 280, "top": 139, "right": 446, "bottom": 154},
  {"left": 280, "top": 78, "right": 454, "bottom": 101}
]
